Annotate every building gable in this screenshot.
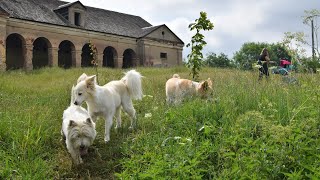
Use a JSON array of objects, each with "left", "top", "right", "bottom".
[
  {"left": 142, "top": 25, "right": 184, "bottom": 45},
  {"left": 55, "top": 1, "right": 86, "bottom": 11},
  {"left": 0, "top": 6, "right": 9, "bottom": 16},
  {"left": 54, "top": 1, "right": 87, "bottom": 27}
]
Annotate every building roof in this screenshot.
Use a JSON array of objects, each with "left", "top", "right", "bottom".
[{"left": 0, "top": 0, "right": 183, "bottom": 43}]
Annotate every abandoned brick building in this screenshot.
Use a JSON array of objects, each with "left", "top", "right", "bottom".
[{"left": 0, "top": 0, "right": 184, "bottom": 71}]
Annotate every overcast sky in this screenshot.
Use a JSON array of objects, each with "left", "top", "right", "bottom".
[{"left": 65, "top": 0, "right": 320, "bottom": 59}]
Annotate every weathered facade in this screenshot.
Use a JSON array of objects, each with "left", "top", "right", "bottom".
[{"left": 0, "top": 0, "right": 184, "bottom": 71}]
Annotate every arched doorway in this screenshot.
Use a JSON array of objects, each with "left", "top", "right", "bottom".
[
  {"left": 103, "top": 46, "right": 117, "bottom": 68},
  {"left": 58, "top": 40, "right": 75, "bottom": 69},
  {"left": 81, "top": 43, "right": 94, "bottom": 67},
  {"left": 122, "top": 49, "right": 136, "bottom": 68},
  {"left": 32, "top": 37, "right": 52, "bottom": 69},
  {"left": 6, "top": 33, "right": 26, "bottom": 70}
]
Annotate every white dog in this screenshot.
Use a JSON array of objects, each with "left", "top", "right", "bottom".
[
  {"left": 165, "top": 74, "right": 213, "bottom": 105},
  {"left": 74, "top": 70, "right": 143, "bottom": 143},
  {"left": 61, "top": 85, "right": 97, "bottom": 165}
]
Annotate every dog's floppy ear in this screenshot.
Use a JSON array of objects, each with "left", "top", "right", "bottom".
[
  {"left": 70, "top": 85, "right": 75, "bottom": 105},
  {"left": 172, "top": 74, "right": 180, "bottom": 78},
  {"left": 85, "top": 75, "right": 96, "bottom": 90},
  {"left": 69, "top": 120, "right": 77, "bottom": 127},
  {"left": 77, "top": 73, "right": 88, "bottom": 83}
]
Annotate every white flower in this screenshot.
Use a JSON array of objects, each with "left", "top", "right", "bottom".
[
  {"left": 198, "top": 126, "right": 205, "bottom": 132},
  {"left": 254, "top": 64, "right": 262, "bottom": 69},
  {"left": 269, "top": 66, "right": 277, "bottom": 70},
  {"left": 144, "top": 113, "right": 152, "bottom": 118}
]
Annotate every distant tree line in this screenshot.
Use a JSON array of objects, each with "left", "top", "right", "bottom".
[
  {"left": 203, "top": 41, "right": 319, "bottom": 72},
  {"left": 203, "top": 42, "right": 291, "bottom": 70}
]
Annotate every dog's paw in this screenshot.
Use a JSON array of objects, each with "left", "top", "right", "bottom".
[
  {"left": 104, "top": 137, "right": 110, "bottom": 143},
  {"left": 129, "top": 122, "right": 137, "bottom": 129},
  {"left": 114, "top": 124, "right": 121, "bottom": 129},
  {"left": 73, "top": 158, "right": 83, "bottom": 166}
]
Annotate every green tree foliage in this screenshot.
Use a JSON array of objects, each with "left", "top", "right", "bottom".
[
  {"left": 186, "top": 11, "right": 214, "bottom": 80},
  {"left": 204, "top": 52, "right": 234, "bottom": 68},
  {"left": 281, "top": 31, "right": 320, "bottom": 73},
  {"left": 234, "top": 42, "right": 291, "bottom": 70}
]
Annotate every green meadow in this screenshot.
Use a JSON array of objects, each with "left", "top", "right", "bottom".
[{"left": 0, "top": 67, "right": 319, "bottom": 179}]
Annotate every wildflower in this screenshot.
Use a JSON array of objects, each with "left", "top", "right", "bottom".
[
  {"left": 144, "top": 113, "right": 152, "bottom": 118},
  {"left": 143, "top": 95, "right": 153, "bottom": 98},
  {"left": 254, "top": 64, "right": 262, "bottom": 69},
  {"left": 198, "top": 126, "right": 205, "bottom": 132}
]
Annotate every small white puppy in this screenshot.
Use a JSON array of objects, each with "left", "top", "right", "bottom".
[
  {"left": 61, "top": 85, "right": 97, "bottom": 165},
  {"left": 165, "top": 74, "right": 213, "bottom": 105},
  {"left": 74, "top": 70, "right": 143, "bottom": 143}
]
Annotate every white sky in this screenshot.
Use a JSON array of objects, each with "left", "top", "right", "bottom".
[{"left": 65, "top": 0, "right": 320, "bottom": 59}]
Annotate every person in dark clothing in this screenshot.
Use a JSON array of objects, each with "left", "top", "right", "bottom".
[{"left": 258, "top": 48, "right": 274, "bottom": 80}]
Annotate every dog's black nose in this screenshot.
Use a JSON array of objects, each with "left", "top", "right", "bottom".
[
  {"left": 74, "top": 101, "right": 78, "bottom": 105},
  {"left": 80, "top": 145, "right": 85, "bottom": 149}
]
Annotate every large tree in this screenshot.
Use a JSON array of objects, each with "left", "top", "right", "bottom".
[{"left": 204, "top": 52, "right": 234, "bottom": 68}]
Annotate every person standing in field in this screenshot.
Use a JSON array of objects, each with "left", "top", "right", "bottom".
[{"left": 258, "top": 48, "right": 274, "bottom": 80}]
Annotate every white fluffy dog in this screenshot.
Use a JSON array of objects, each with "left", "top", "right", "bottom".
[
  {"left": 165, "top": 74, "right": 213, "bottom": 105},
  {"left": 61, "top": 85, "right": 97, "bottom": 165},
  {"left": 74, "top": 70, "right": 143, "bottom": 143}
]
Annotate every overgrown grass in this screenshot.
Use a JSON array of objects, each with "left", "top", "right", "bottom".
[{"left": 0, "top": 67, "right": 319, "bottom": 179}]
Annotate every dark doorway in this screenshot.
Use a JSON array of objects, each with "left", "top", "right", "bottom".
[
  {"left": 58, "top": 40, "right": 75, "bottom": 68},
  {"left": 81, "top": 43, "right": 94, "bottom": 67},
  {"left": 122, "top": 49, "right": 136, "bottom": 68},
  {"left": 6, "top": 33, "right": 25, "bottom": 70},
  {"left": 33, "top": 37, "right": 51, "bottom": 69},
  {"left": 103, "top": 46, "right": 117, "bottom": 68}
]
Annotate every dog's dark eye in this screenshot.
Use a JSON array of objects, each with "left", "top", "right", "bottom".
[{"left": 78, "top": 93, "right": 82, "bottom": 96}]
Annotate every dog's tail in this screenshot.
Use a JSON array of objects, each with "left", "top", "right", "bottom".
[
  {"left": 122, "top": 70, "right": 143, "bottom": 100},
  {"left": 172, "top": 74, "right": 180, "bottom": 78},
  {"left": 70, "top": 85, "right": 75, "bottom": 105}
]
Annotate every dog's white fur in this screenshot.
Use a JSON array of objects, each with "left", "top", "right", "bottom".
[
  {"left": 165, "top": 74, "right": 213, "bottom": 105},
  {"left": 74, "top": 70, "right": 143, "bottom": 142},
  {"left": 61, "top": 85, "right": 97, "bottom": 165}
]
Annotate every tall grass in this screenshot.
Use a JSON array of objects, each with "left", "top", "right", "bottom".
[{"left": 0, "top": 67, "right": 319, "bottom": 179}]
